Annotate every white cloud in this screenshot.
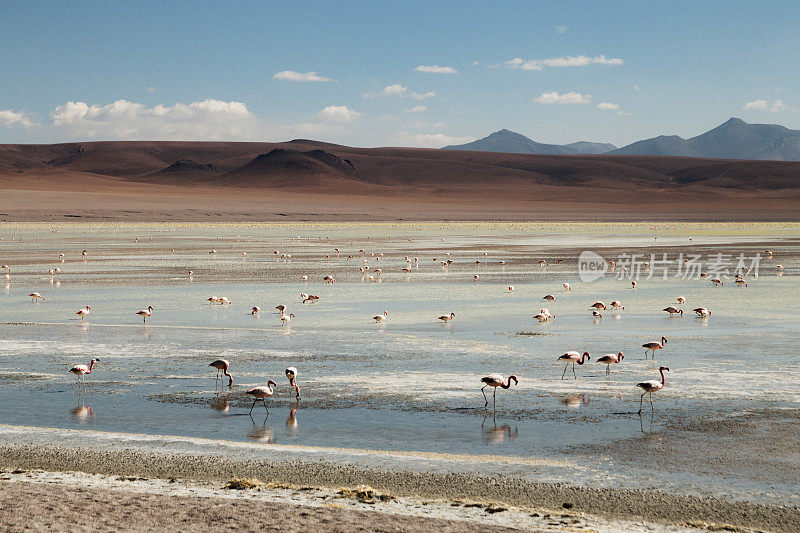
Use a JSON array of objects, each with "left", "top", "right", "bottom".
[
  {"left": 50, "top": 99, "right": 262, "bottom": 140},
  {"left": 534, "top": 92, "right": 591, "bottom": 104},
  {"left": 404, "top": 105, "right": 427, "bottom": 113},
  {"left": 596, "top": 102, "right": 620, "bottom": 110},
  {"left": 381, "top": 84, "right": 409, "bottom": 96},
  {"left": 634, "top": 85, "right": 640, "bottom": 91},
  {"left": 0, "top": 109, "right": 35, "bottom": 128},
  {"left": 414, "top": 65, "right": 458, "bottom": 74},
  {"left": 505, "top": 55, "right": 623, "bottom": 71},
  {"left": 742, "top": 99, "right": 787, "bottom": 112},
  {"left": 471, "top": 61, "right": 480, "bottom": 66},
  {"left": 556, "top": 26, "right": 567, "bottom": 34},
  {"left": 371, "top": 84, "right": 436, "bottom": 100},
  {"left": 146, "top": 86, "right": 156, "bottom": 94},
  {"left": 273, "top": 70, "right": 333, "bottom": 82},
  {"left": 391, "top": 131, "right": 473, "bottom": 148},
  {"left": 318, "top": 105, "right": 363, "bottom": 123}
]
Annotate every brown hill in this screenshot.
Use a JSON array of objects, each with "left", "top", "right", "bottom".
[{"left": 1, "top": 140, "right": 799, "bottom": 221}]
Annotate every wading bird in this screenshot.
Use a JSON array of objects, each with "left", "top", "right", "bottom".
[
  {"left": 642, "top": 337, "right": 667, "bottom": 358},
  {"left": 590, "top": 301, "right": 606, "bottom": 310},
  {"left": 637, "top": 366, "right": 669, "bottom": 414},
  {"left": 558, "top": 351, "right": 590, "bottom": 379},
  {"left": 480, "top": 374, "right": 518, "bottom": 409},
  {"left": 29, "top": 292, "right": 45, "bottom": 302},
  {"left": 611, "top": 300, "right": 624, "bottom": 310},
  {"left": 70, "top": 358, "right": 99, "bottom": 389},
  {"left": 280, "top": 312, "right": 295, "bottom": 325},
  {"left": 135, "top": 305, "right": 153, "bottom": 323},
  {"left": 677, "top": 296, "right": 686, "bottom": 304},
  {"left": 663, "top": 306, "right": 682, "bottom": 317},
  {"left": 275, "top": 304, "right": 286, "bottom": 313},
  {"left": 209, "top": 359, "right": 233, "bottom": 387},
  {"left": 247, "top": 381, "right": 278, "bottom": 413},
  {"left": 285, "top": 367, "right": 301, "bottom": 400},
  {"left": 373, "top": 311, "right": 387, "bottom": 322},
  {"left": 597, "top": 352, "right": 624, "bottom": 374},
  {"left": 251, "top": 306, "right": 260, "bottom": 315},
  {"left": 693, "top": 307, "right": 711, "bottom": 317},
  {"left": 75, "top": 306, "right": 91, "bottom": 320},
  {"left": 438, "top": 312, "right": 455, "bottom": 323},
  {"left": 543, "top": 294, "right": 556, "bottom": 301}
]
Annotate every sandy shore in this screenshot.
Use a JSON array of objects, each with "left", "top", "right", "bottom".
[{"left": 0, "top": 441, "right": 797, "bottom": 532}]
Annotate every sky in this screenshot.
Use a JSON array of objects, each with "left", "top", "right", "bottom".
[{"left": 1, "top": 1, "right": 799, "bottom": 148}]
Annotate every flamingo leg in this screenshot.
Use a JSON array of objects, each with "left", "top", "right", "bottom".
[
  {"left": 606, "top": 364, "right": 610, "bottom": 375},
  {"left": 561, "top": 364, "right": 569, "bottom": 380},
  {"left": 263, "top": 399, "right": 269, "bottom": 412},
  {"left": 249, "top": 399, "right": 257, "bottom": 414},
  {"left": 649, "top": 393, "right": 654, "bottom": 412},
  {"left": 481, "top": 385, "right": 488, "bottom": 407},
  {"left": 493, "top": 387, "right": 497, "bottom": 410},
  {"left": 637, "top": 392, "right": 646, "bottom": 414},
  {"left": 572, "top": 362, "right": 576, "bottom": 379}
]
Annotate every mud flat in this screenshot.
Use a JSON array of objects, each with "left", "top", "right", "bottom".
[{"left": 0, "top": 439, "right": 797, "bottom": 532}]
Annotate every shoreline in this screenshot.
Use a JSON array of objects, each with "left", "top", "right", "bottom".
[{"left": 0, "top": 439, "right": 797, "bottom": 532}]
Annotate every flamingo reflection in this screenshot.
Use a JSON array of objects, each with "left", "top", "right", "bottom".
[
  {"left": 70, "top": 401, "right": 94, "bottom": 423},
  {"left": 248, "top": 414, "right": 276, "bottom": 443},
  {"left": 559, "top": 395, "right": 590, "bottom": 409},
  {"left": 285, "top": 405, "right": 299, "bottom": 438},
  {"left": 481, "top": 414, "right": 518, "bottom": 444}
]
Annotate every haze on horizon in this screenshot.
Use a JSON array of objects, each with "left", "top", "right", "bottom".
[{"left": 1, "top": 1, "right": 798, "bottom": 148}]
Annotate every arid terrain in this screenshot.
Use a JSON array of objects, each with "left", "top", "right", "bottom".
[{"left": 1, "top": 140, "right": 799, "bottom": 221}]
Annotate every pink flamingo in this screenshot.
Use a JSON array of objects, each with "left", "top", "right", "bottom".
[
  {"left": 247, "top": 381, "right": 278, "bottom": 413},
  {"left": 637, "top": 366, "right": 669, "bottom": 414},
  {"left": 558, "top": 351, "right": 590, "bottom": 379},
  {"left": 285, "top": 367, "right": 301, "bottom": 400},
  {"left": 75, "top": 305, "right": 91, "bottom": 320},
  {"left": 642, "top": 337, "right": 667, "bottom": 358},
  {"left": 69, "top": 359, "right": 99, "bottom": 389},
  {"left": 135, "top": 305, "right": 153, "bottom": 323},
  {"left": 480, "top": 374, "right": 518, "bottom": 409},
  {"left": 597, "top": 352, "right": 624, "bottom": 374},
  {"left": 209, "top": 359, "right": 233, "bottom": 387}
]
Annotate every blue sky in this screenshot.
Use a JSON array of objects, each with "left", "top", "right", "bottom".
[{"left": 1, "top": 1, "right": 798, "bottom": 147}]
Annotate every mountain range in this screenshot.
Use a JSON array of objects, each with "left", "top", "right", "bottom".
[{"left": 444, "top": 118, "right": 800, "bottom": 161}]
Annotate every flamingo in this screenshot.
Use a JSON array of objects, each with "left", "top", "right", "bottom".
[
  {"left": 563, "top": 283, "right": 571, "bottom": 291},
  {"left": 558, "top": 351, "right": 590, "bottom": 379},
  {"left": 75, "top": 306, "right": 91, "bottom": 320},
  {"left": 280, "top": 312, "right": 295, "bottom": 325},
  {"left": 693, "top": 307, "right": 711, "bottom": 317},
  {"left": 438, "top": 312, "right": 455, "bottom": 323},
  {"left": 735, "top": 278, "right": 748, "bottom": 287},
  {"left": 533, "top": 312, "right": 553, "bottom": 322},
  {"left": 301, "top": 275, "right": 308, "bottom": 282},
  {"left": 637, "top": 366, "right": 670, "bottom": 414},
  {"left": 590, "top": 301, "right": 606, "bottom": 310},
  {"left": 301, "top": 294, "right": 320, "bottom": 303},
  {"left": 776, "top": 264, "right": 784, "bottom": 270},
  {"left": 611, "top": 300, "right": 624, "bottom": 310},
  {"left": 473, "top": 275, "right": 479, "bottom": 283},
  {"left": 29, "top": 292, "right": 45, "bottom": 302},
  {"left": 632, "top": 281, "right": 637, "bottom": 289},
  {"left": 135, "top": 305, "right": 153, "bottom": 323},
  {"left": 507, "top": 286, "right": 514, "bottom": 292},
  {"left": 209, "top": 359, "right": 233, "bottom": 387},
  {"left": 711, "top": 278, "right": 723, "bottom": 286},
  {"left": 251, "top": 306, "right": 261, "bottom": 314},
  {"left": 677, "top": 296, "right": 686, "bottom": 304},
  {"left": 285, "top": 367, "right": 301, "bottom": 400},
  {"left": 592, "top": 310, "right": 603, "bottom": 319},
  {"left": 69, "top": 358, "right": 99, "bottom": 388},
  {"left": 543, "top": 294, "right": 556, "bottom": 301},
  {"left": 246, "top": 381, "right": 278, "bottom": 413},
  {"left": 642, "top": 337, "right": 667, "bottom": 358},
  {"left": 663, "top": 306, "right": 683, "bottom": 317},
  {"left": 480, "top": 374, "right": 518, "bottom": 409},
  {"left": 597, "top": 352, "right": 624, "bottom": 374},
  {"left": 275, "top": 304, "right": 286, "bottom": 313},
  {"left": 373, "top": 311, "right": 387, "bottom": 322},
  {"left": 323, "top": 275, "right": 335, "bottom": 283}
]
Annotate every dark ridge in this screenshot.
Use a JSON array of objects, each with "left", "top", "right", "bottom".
[
  {"left": 226, "top": 148, "right": 376, "bottom": 184},
  {"left": 158, "top": 159, "right": 219, "bottom": 173}
]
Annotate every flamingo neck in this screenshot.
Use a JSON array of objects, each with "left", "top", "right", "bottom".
[
  {"left": 660, "top": 369, "right": 667, "bottom": 385},
  {"left": 577, "top": 354, "right": 588, "bottom": 365},
  {"left": 500, "top": 378, "right": 512, "bottom": 390},
  {"left": 87, "top": 360, "right": 95, "bottom": 373},
  {"left": 224, "top": 369, "right": 233, "bottom": 386}
]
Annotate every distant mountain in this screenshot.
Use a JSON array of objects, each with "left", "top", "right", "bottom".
[
  {"left": 443, "top": 129, "right": 616, "bottom": 155},
  {"left": 158, "top": 159, "right": 219, "bottom": 174},
  {"left": 612, "top": 118, "right": 800, "bottom": 161},
  {"left": 223, "top": 148, "right": 375, "bottom": 185}
]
